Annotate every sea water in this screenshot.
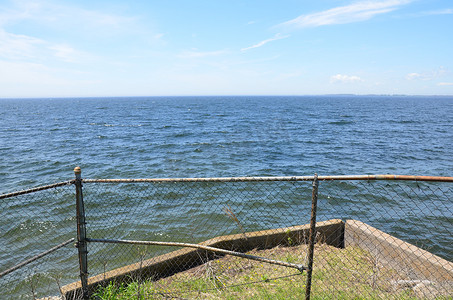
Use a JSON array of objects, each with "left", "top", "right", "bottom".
[{"left": 1, "top": 95, "right": 452, "bottom": 190}]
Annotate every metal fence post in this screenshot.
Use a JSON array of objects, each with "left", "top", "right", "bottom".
[
  {"left": 305, "top": 173, "right": 319, "bottom": 300},
  {"left": 74, "top": 166, "right": 89, "bottom": 299}
]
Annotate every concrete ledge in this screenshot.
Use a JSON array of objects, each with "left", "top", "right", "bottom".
[
  {"left": 62, "top": 219, "right": 344, "bottom": 298},
  {"left": 61, "top": 219, "right": 453, "bottom": 298},
  {"left": 345, "top": 219, "right": 453, "bottom": 282}
]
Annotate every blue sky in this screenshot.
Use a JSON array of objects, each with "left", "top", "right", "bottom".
[{"left": 0, "top": 0, "right": 452, "bottom": 97}]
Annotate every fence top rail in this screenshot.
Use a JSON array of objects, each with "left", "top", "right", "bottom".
[
  {"left": 0, "top": 180, "right": 74, "bottom": 200},
  {"left": 82, "top": 174, "right": 453, "bottom": 183},
  {"left": 319, "top": 174, "right": 453, "bottom": 182},
  {"left": 2, "top": 175, "right": 451, "bottom": 198}
]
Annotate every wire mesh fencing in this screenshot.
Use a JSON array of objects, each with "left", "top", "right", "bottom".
[
  {"left": 1, "top": 172, "right": 452, "bottom": 299},
  {"left": 312, "top": 179, "right": 453, "bottom": 299},
  {"left": 78, "top": 178, "right": 315, "bottom": 299},
  {"left": 0, "top": 181, "right": 79, "bottom": 299}
]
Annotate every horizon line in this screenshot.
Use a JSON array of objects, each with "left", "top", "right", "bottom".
[{"left": 1, "top": 93, "right": 453, "bottom": 100}]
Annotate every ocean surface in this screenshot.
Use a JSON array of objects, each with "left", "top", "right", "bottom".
[
  {"left": 1, "top": 95, "right": 452, "bottom": 191},
  {"left": 0, "top": 95, "right": 452, "bottom": 297}
]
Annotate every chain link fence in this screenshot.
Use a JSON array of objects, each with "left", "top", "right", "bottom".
[
  {"left": 1, "top": 171, "right": 452, "bottom": 299},
  {"left": 311, "top": 179, "right": 453, "bottom": 299},
  {"left": 76, "top": 178, "right": 314, "bottom": 299},
  {"left": 0, "top": 181, "right": 79, "bottom": 299}
]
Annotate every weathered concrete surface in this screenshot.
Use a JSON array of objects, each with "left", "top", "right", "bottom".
[
  {"left": 62, "top": 218, "right": 453, "bottom": 298},
  {"left": 345, "top": 219, "right": 453, "bottom": 282},
  {"left": 62, "top": 219, "right": 344, "bottom": 298}
]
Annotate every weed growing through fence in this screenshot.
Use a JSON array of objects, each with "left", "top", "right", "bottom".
[
  {"left": 28, "top": 273, "right": 38, "bottom": 300},
  {"left": 223, "top": 204, "right": 248, "bottom": 240},
  {"left": 285, "top": 229, "right": 293, "bottom": 246},
  {"left": 91, "top": 243, "right": 448, "bottom": 299}
]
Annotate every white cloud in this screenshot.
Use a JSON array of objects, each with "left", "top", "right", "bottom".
[
  {"left": 406, "top": 72, "right": 422, "bottom": 80},
  {"left": 406, "top": 67, "right": 448, "bottom": 81},
  {"left": 279, "top": 0, "right": 413, "bottom": 29},
  {"left": 437, "top": 82, "right": 453, "bottom": 86},
  {"left": 330, "top": 74, "right": 363, "bottom": 83},
  {"left": 241, "top": 33, "right": 290, "bottom": 52}
]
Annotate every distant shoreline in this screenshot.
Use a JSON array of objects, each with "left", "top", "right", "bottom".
[{"left": 2, "top": 94, "right": 453, "bottom": 101}]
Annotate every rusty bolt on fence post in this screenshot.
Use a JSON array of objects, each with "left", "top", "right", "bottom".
[
  {"left": 74, "top": 166, "right": 89, "bottom": 299},
  {"left": 305, "top": 173, "right": 319, "bottom": 300}
]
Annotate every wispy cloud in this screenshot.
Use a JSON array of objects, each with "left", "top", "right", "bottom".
[
  {"left": 0, "top": 30, "right": 44, "bottom": 60},
  {"left": 48, "top": 44, "right": 89, "bottom": 63},
  {"left": 0, "top": 60, "right": 61, "bottom": 85},
  {"left": 406, "top": 72, "right": 423, "bottom": 80},
  {"left": 330, "top": 74, "right": 363, "bottom": 83},
  {"left": 422, "top": 8, "right": 453, "bottom": 16},
  {"left": 0, "top": 28, "right": 92, "bottom": 64},
  {"left": 24, "top": 1, "right": 134, "bottom": 29},
  {"left": 437, "top": 82, "right": 453, "bottom": 86},
  {"left": 177, "top": 50, "right": 228, "bottom": 59},
  {"left": 0, "top": 1, "right": 139, "bottom": 39},
  {"left": 275, "top": 71, "right": 303, "bottom": 81},
  {"left": 241, "top": 33, "right": 290, "bottom": 52},
  {"left": 279, "top": 0, "right": 413, "bottom": 29},
  {"left": 403, "top": 8, "right": 453, "bottom": 18},
  {"left": 0, "top": 1, "right": 147, "bottom": 66},
  {"left": 154, "top": 33, "right": 165, "bottom": 39},
  {"left": 406, "top": 67, "right": 448, "bottom": 81}
]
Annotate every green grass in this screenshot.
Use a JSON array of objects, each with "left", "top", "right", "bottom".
[{"left": 91, "top": 244, "right": 452, "bottom": 299}]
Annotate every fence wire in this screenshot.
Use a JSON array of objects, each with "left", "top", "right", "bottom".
[
  {"left": 1, "top": 175, "right": 452, "bottom": 299},
  {"left": 0, "top": 182, "right": 79, "bottom": 299},
  {"left": 312, "top": 180, "right": 453, "bottom": 299},
  {"left": 81, "top": 180, "right": 313, "bottom": 298}
]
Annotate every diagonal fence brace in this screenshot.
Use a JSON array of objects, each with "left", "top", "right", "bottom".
[
  {"left": 0, "top": 238, "right": 75, "bottom": 279},
  {"left": 86, "top": 238, "right": 306, "bottom": 272}
]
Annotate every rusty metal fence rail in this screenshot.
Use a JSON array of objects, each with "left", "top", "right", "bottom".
[{"left": 0, "top": 169, "right": 452, "bottom": 299}]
